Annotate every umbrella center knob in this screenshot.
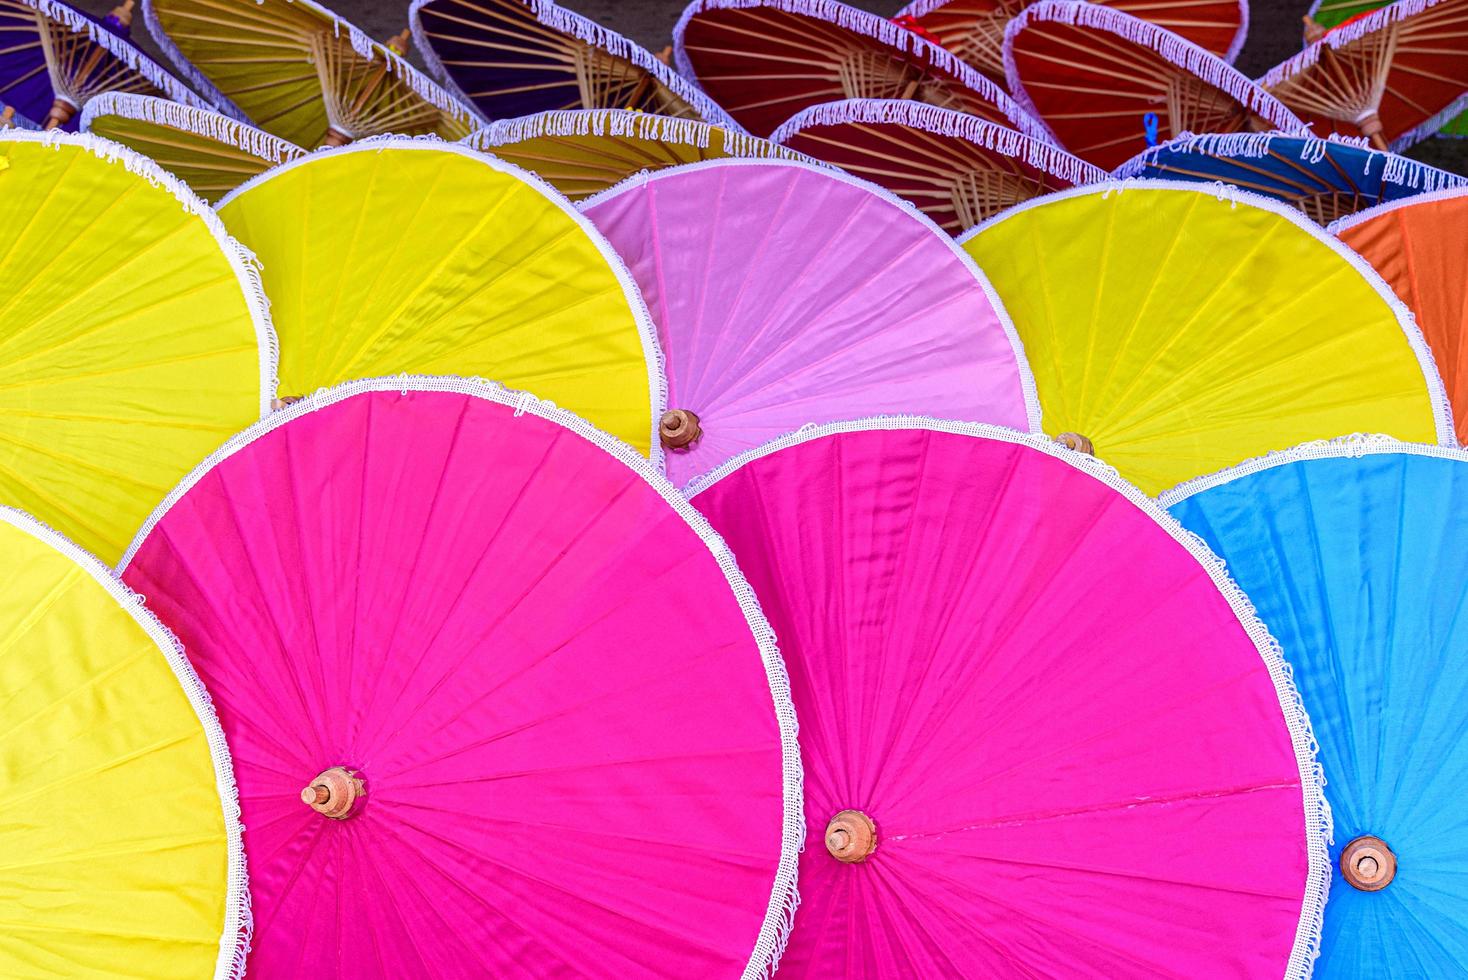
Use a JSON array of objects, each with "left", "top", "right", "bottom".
[
  {"left": 825, "top": 809, "right": 876, "bottom": 863},
  {"left": 659, "top": 409, "right": 702, "bottom": 451},
  {"left": 1055, "top": 432, "right": 1094, "bottom": 455},
  {"left": 1341, "top": 835, "right": 1395, "bottom": 891},
  {"left": 302, "top": 766, "right": 366, "bottom": 820}
]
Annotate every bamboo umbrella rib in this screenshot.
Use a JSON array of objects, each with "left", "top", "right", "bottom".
[{"left": 426, "top": 0, "right": 569, "bottom": 45}]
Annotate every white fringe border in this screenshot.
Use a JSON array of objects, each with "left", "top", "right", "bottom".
[
  {"left": 1114, "top": 129, "right": 1468, "bottom": 197},
  {"left": 1003, "top": 0, "right": 1305, "bottom": 145},
  {"left": 685, "top": 413, "right": 1332, "bottom": 980},
  {"left": 81, "top": 92, "right": 306, "bottom": 164},
  {"left": 409, "top": 0, "right": 741, "bottom": 131},
  {"left": 143, "top": 0, "right": 483, "bottom": 131},
  {"left": 769, "top": 97, "right": 1110, "bottom": 189},
  {"left": 1, "top": 128, "right": 279, "bottom": 417},
  {"left": 1328, "top": 181, "right": 1468, "bottom": 235},
  {"left": 0, "top": 505, "right": 251, "bottom": 980},
  {"left": 956, "top": 176, "right": 1458, "bottom": 448},
  {"left": 579, "top": 155, "right": 1045, "bottom": 451},
  {"left": 115, "top": 373, "right": 806, "bottom": 980},
  {"left": 212, "top": 133, "right": 669, "bottom": 467},
  {"left": 671, "top": 0, "right": 1053, "bottom": 142},
  {"left": 23, "top": 0, "right": 216, "bottom": 111}
]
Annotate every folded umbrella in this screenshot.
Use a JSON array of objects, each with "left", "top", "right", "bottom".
[
  {"left": 1115, "top": 130, "right": 1466, "bottom": 224},
  {"left": 1331, "top": 187, "right": 1468, "bottom": 443},
  {"left": 1004, "top": 0, "right": 1302, "bottom": 169},
  {"left": 411, "top": 0, "right": 735, "bottom": 126},
  {"left": 0, "top": 129, "right": 273, "bottom": 562},
  {"left": 771, "top": 98, "right": 1107, "bottom": 232},
  {"left": 0, "top": 506, "right": 245, "bottom": 978},
  {"left": 673, "top": 0, "right": 1046, "bottom": 138},
  {"left": 959, "top": 180, "right": 1454, "bottom": 492},
  {"left": 120, "top": 377, "right": 802, "bottom": 979},
  {"left": 1165, "top": 438, "right": 1468, "bottom": 976},
  {"left": 688, "top": 418, "right": 1328, "bottom": 977},
  {"left": 215, "top": 139, "right": 662, "bottom": 457},
  {"left": 464, "top": 108, "right": 804, "bottom": 200},
  {"left": 580, "top": 158, "right": 1039, "bottom": 486},
  {"left": 81, "top": 91, "right": 305, "bottom": 202}
]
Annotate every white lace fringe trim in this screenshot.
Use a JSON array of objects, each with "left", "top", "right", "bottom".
[
  {"left": 80, "top": 92, "right": 306, "bottom": 164},
  {"left": 464, "top": 107, "right": 801, "bottom": 164},
  {"left": 1261, "top": 0, "right": 1436, "bottom": 89}
]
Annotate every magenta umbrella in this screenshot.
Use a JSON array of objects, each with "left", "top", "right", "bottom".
[
  {"left": 580, "top": 158, "right": 1039, "bottom": 487},
  {"left": 688, "top": 418, "right": 1329, "bottom": 977},
  {"left": 119, "top": 377, "right": 802, "bottom": 979}
]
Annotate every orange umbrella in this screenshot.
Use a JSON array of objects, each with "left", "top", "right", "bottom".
[
  {"left": 1332, "top": 187, "right": 1468, "bottom": 443},
  {"left": 1003, "top": 1, "right": 1302, "bottom": 169},
  {"left": 1262, "top": 0, "right": 1468, "bottom": 150}
]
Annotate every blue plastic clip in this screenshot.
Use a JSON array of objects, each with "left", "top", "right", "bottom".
[{"left": 1143, "top": 112, "right": 1160, "bottom": 147}]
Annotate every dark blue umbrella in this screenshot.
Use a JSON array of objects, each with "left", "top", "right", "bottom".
[{"left": 1116, "top": 130, "right": 1467, "bottom": 224}]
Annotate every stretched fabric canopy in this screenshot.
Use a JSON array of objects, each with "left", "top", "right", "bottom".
[
  {"left": 688, "top": 419, "right": 1327, "bottom": 977},
  {"left": 411, "top": 0, "right": 735, "bottom": 126},
  {"left": 958, "top": 180, "right": 1453, "bottom": 493},
  {"left": 0, "top": 130, "right": 273, "bottom": 562},
  {"left": 1305, "top": 0, "right": 1468, "bottom": 138},
  {"left": 120, "top": 377, "right": 802, "bottom": 979},
  {"left": 216, "top": 140, "right": 662, "bottom": 457},
  {"left": 673, "top": 0, "right": 1046, "bottom": 138},
  {"left": 1115, "top": 131, "right": 1466, "bottom": 224},
  {"left": 1, "top": 99, "right": 38, "bottom": 126},
  {"left": 895, "top": 0, "right": 1248, "bottom": 80},
  {"left": 0, "top": 0, "right": 208, "bottom": 130},
  {"left": 1164, "top": 439, "right": 1468, "bottom": 976},
  {"left": 1004, "top": 0, "right": 1303, "bottom": 169},
  {"left": 771, "top": 98, "right": 1107, "bottom": 233},
  {"left": 1262, "top": 0, "right": 1468, "bottom": 151},
  {"left": 465, "top": 108, "right": 804, "bottom": 200},
  {"left": 81, "top": 92, "right": 305, "bottom": 202},
  {"left": 143, "top": 0, "right": 477, "bottom": 147},
  {"left": 580, "top": 158, "right": 1039, "bottom": 487},
  {"left": 0, "top": 506, "right": 245, "bottom": 978},
  {"left": 1332, "top": 188, "right": 1468, "bottom": 444}
]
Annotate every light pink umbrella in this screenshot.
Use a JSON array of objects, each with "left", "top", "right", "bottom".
[
  {"left": 580, "top": 158, "right": 1039, "bottom": 488},
  {"left": 119, "top": 376, "right": 802, "bottom": 979},
  {"left": 688, "top": 418, "right": 1329, "bottom": 978}
]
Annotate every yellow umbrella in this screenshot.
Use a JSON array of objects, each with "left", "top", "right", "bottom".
[
  {"left": 0, "top": 130, "right": 273, "bottom": 562},
  {"left": 216, "top": 139, "right": 662, "bottom": 456},
  {"left": 0, "top": 506, "right": 245, "bottom": 977},
  {"left": 141, "top": 0, "right": 478, "bottom": 147},
  {"left": 959, "top": 180, "right": 1453, "bottom": 493},
  {"left": 463, "top": 108, "right": 807, "bottom": 200},
  {"left": 81, "top": 91, "right": 304, "bottom": 202}
]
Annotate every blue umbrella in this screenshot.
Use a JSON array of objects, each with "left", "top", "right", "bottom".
[
  {"left": 1116, "top": 131, "right": 1467, "bottom": 224},
  {"left": 1163, "top": 438, "right": 1468, "bottom": 975}
]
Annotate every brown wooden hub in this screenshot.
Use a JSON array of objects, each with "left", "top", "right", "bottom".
[
  {"left": 659, "top": 409, "right": 702, "bottom": 450},
  {"left": 1340, "top": 835, "right": 1395, "bottom": 891},
  {"left": 825, "top": 809, "right": 877, "bottom": 863},
  {"left": 301, "top": 766, "right": 366, "bottom": 820},
  {"left": 1055, "top": 432, "right": 1094, "bottom": 455}
]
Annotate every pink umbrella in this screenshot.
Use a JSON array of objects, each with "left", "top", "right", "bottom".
[
  {"left": 688, "top": 418, "right": 1329, "bottom": 977},
  {"left": 580, "top": 158, "right": 1039, "bottom": 487},
  {"left": 119, "top": 376, "right": 802, "bottom": 979}
]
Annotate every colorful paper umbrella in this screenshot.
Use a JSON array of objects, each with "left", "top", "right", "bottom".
[
  {"left": 1164, "top": 438, "right": 1468, "bottom": 976},
  {"left": 142, "top": 0, "right": 477, "bottom": 147},
  {"left": 580, "top": 158, "right": 1039, "bottom": 486},
  {"left": 0, "top": 99, "right": 38, "bottom": 126},
  {"left": 0, "top": 0, "right": 208, "bottom": 130},
  {"left": 1115, "top": 131, "right": 1466, "bottom": 224},
  {"left": 673, "top": 0, "right": 1045, "bottom": 139},
  {"left": 410, "top": 0, "right": 735, "bottom": 127},
  {"left": 0, "top": 130, "right": 273, "bottom": 562},
  {"left": 81, "top": 92, "right": 305, "bottom": 202},
  {"left": 464, "top": 108, "right": 805, "bottom": 200},
  {"left": 958, "top": 180, "right": 1453, "bottom": 493},
  {"left": 895, "top": 0, "right": 1248, "bottom": 82},
  {"left": 1305, "top": 0, "right": 1468, "bottom": 138},
  {"left": 1262, "top": 0, "right": 1468, "bottom": 151},
  {"left": 0, "top": 506, "right": 245, "bottom": 978},
  {"left": 687, "top": 418, "right": 1328, "bottom": 977},
  {"left": 119, "top": 377, "right": 802, "bottom": 979},
  {"left": 1332, "top": 187, "right": 1468, "bottom": 444},
  {"left": 1004, "top": 0, "right": 1303, "bottom": 169},
  {"left": 216, "top": 139, "right": 663, "bottom": 457},
  {"left": 770, "top": 98, "right": 1107, "bottom": 232}
]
